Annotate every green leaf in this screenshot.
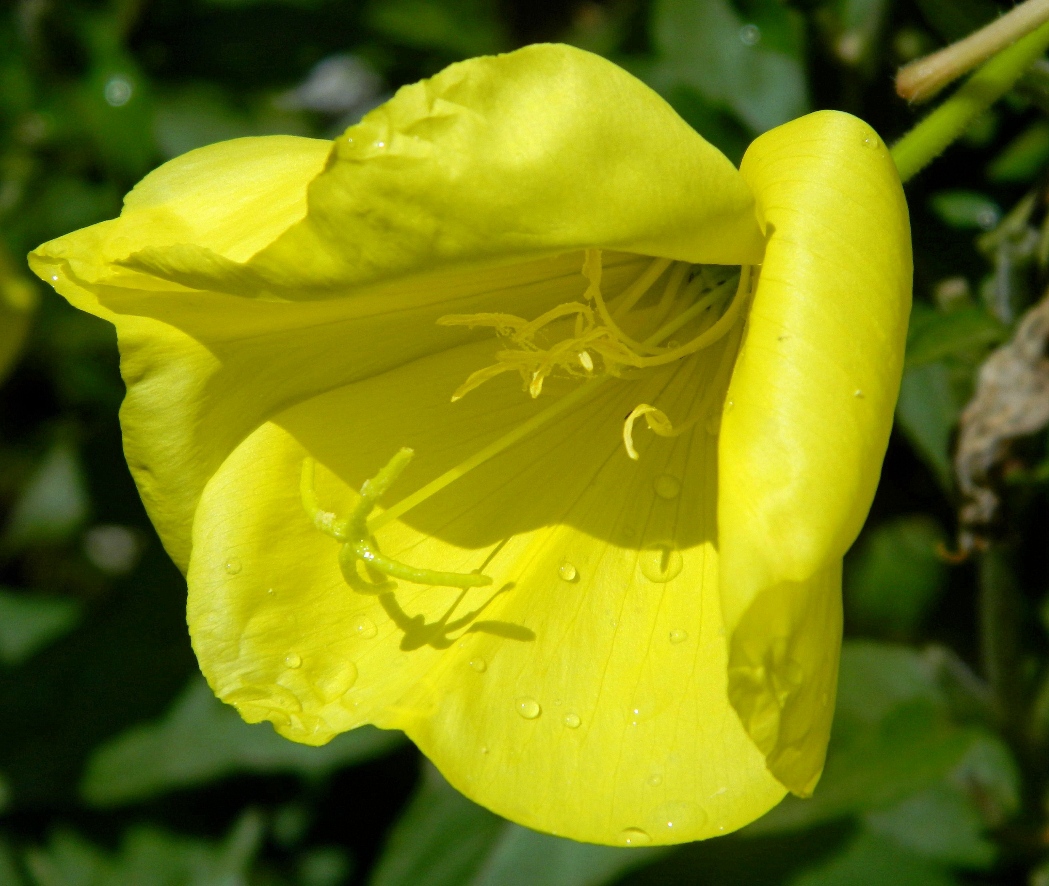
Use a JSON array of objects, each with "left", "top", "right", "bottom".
[
  {"left": 81, "top": 677, "right": 404, "bottom": 806},
  {"left": 25, "top": 813, "right": 264, "bottom": 886},
  {"left": 895, "top": 362, "right": 964, "bottom": 489},
  {"left": 365, "top": 0, "right": 508, "bottom": 58},
  {"left": 863, "top": 786, "right": 994, "bottom": 868},
  {"left": 912, "top": 0, "right": 997, "bottom": 42},
  {"left": 650, "top": 0, "right": 808, "bottom": 133},
  {"left": 369, "top": 766, "right": 663, "bottom": 886},
  {"left": 905, "top": 305, "right": 1008, "bottom": 369},
  {"left": 987, "top": 122, "right": 1049, "bottom": 182},
  {"left": 2, "top": 442, "right": 89, "bottom": 552},
  {"left": 929, "top": 191, "right": 1001, "bottom": 230},
  {"left": 154, "top": 88, "right": 255, "bottom": 161},
  {"left": 0, "top": 837, "right": 23, "bottom": 886},
  {"left": 788, "top": 830, "right": 960, "bottom": 886},
  {"left": 747, "top": 643, "right": 985, "bottom": 834},
  {"left": 845, "top": 516, "right": 948, "bottom": 639},
  {"left": 0, "top": 588, "right": 81, "bottom": 666}
]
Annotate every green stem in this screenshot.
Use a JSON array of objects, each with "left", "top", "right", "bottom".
[
  {"left": 891, "top": 20, "right": 1049, "bottom": 183},
  {"left": 978, "top": 546, "right": 1023, "bottom": 731}
]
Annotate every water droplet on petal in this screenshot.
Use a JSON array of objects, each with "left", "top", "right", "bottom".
[
  {"left": 51, "top": 275, "right": 58, "bottom": 282},
  {"left": 469, "top": 658, "right": 487, "bottom": 673},
  {"left": 618, "top": 827, "right": 652, "bottom": 846},
  {"left": 647, "top": 773, "right": 663, "bottom": 786},
  {"left": 654, "top": 474, "right": 681, "bottom": 500},
  {"left": 639, "top": 545, "right": 684, "bottom": 583},
  {"left": 558, "top": 561, "right": 578, "bottom": 582},
  {"left": 284, "top": 653, "right": 302, "bottom": 669},
  {"left": 862, "top": 133, "right": 880, "bottom": 148},
  {"left": 854, "top": 389, "right": 864, "bottom": 398},
  {"left": 351, "top": 615, "right": 377, "bottom": 639},
  {"left": 669, "top": 629, "right": 688, "bottom": 644},
  {"left": 480, "top": 745, "right": 489, "bottom": 755},
  {"left": 563, "top": 713, "right": 581, "bottom": 728},
  {"left": 374, "top": 140, "right": 386, "bottom": 148},
  {"left": 516, "top": 697, "right": 541, "bottom": 719},
  {"left": 224, "top": 557, "right": 242, "bottom": 575},
  {"left": 267, "top": 587, "right": 275, "bottom": 595}
]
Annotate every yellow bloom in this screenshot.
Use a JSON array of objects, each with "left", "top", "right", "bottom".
[{"left": 29, "top": 44, "right": 910, "bottom": 845}]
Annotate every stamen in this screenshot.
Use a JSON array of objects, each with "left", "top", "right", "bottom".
[
  {"left": 301, "top": 452, "right": 492, "bottom": 590},
  {"left": 610, "top": 256, "right": 674, "bottom": 319},
  {"left": 584, "top": 250, "right": 669, "bottom": 358},
  {"left": 623, "top": 405, "right": 677, "bottom": 460}
]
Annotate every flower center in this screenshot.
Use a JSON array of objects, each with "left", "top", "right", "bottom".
[
  {"left": 438, "top": 250, "right": 745, "bottom": 403},
  {"left": 301, "top": 250, "right": 753, "bottom": 591}
]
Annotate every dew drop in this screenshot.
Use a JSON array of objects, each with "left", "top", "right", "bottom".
[
  {"left": 639, "top": 545, "right": 684, "bottom": 583},
  {"left": 618, "top": 827, "right": 652, "bottom": 846},
  {"left": 653, "top": 474, "right": 681, "bottom": 500},
  {"left": 726, "top": 399, "right": 735, "bottom": 410},
  {"left": 351, "top": 615, "right": 377, "bottom": 639},
  {"left": 51, "top": 275, "right": 58, "bottom": 282},
  {"left": 374, "top": 140, "right": 386, "bottom": 148},
  {"left": 469, "top": 658, "right": 487, "bottom": 673},
  {"left": 861, "top": 133, "right": 880, "bottom": 149},
  {"left": 853, "top": 389, "right": 864, "bottom": 399},
  {"left": 739, "top": 23, "right": 761, "bottom": 45},
  {"left": 558, "top": 561, "right": 578, "bottom": 582},
  {"left": 266, "top": 587, "right": 275, "bottom": 595},
  {"left": 516, "top": 697, "right": 541, "bottom": 719},
  {"left": 480, "top": 745, "right": 489, "bottom": 755},
  {"left": 669, "top": 629, "right": 688, "bottom": 645},
  {"left": 284, "top": 652, "right": 302, "bottom": 669},
  {"left": 563, "top": 712, "right": 581, "bottom": 729},
  {"left": 647, "top": 773, "right": 663, "bottom": 786},
  {"left": 223, "top": 557, "right": 242, "bottom": 575}
]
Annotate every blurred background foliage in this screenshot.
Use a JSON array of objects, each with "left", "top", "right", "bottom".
[{"left": 2, "top": 0, "right": 1049, "bottom": 883}]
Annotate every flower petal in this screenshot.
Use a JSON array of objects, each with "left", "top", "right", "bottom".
[
  {"left": 719, "top": 111, "right": 911, "bottom": 794},
  {"left": 188, "top": 329, "right": 786, "bottom": 845},
  {"left": 29, "top": 44, "right": 762, "bottom": 571}
]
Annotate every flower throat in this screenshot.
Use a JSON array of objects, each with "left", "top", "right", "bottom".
[{"left": 301, "top": 250, "right": 752, "bottom": 591}]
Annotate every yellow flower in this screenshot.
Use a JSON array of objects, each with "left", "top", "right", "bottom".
[{"left": 29, "top": 44, "right": 910, "bottom": 845}]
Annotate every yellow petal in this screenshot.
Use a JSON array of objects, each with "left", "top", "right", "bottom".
[
  {"left": 29, "top": 44, "right": 761, "bottom": 571},
  {"left": 188, "top": 320, "right": 785, "bottom": 845},
  {"left": 719, "top": 112, "right": 911, "bottom": 794}
]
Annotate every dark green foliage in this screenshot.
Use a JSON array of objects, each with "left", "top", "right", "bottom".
[{"left": 3, "top": 0, "right": 1049, "bottom": 883}]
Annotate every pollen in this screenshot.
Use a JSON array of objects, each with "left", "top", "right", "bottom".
[{"left": 439, "top": 250, "right": 752, "bottom": 458}]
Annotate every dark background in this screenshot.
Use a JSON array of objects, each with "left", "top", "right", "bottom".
[{"left": 1, "top": 0, "right": 1048, "bottom": 883}]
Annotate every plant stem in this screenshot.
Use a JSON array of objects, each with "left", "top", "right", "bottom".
[
  {"left": 897, "top": 0, "right": 1049, "bottom": 102},
  {"left": 978, "top": 546, "right": 1023, "bottom": 731},
  {"left": 891, "top": 21, "right": 1049, "bottom": 183}
]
